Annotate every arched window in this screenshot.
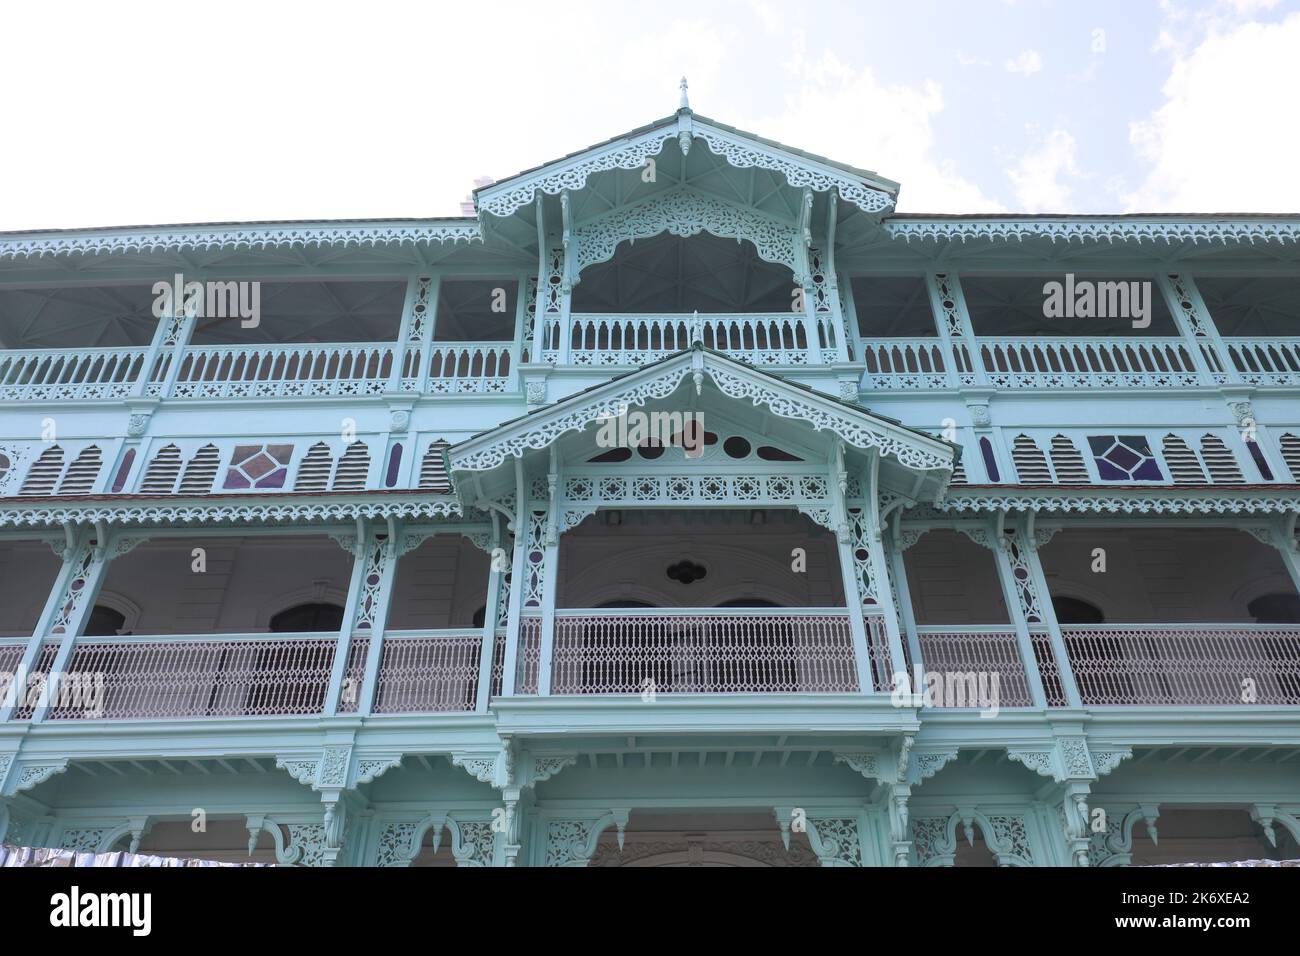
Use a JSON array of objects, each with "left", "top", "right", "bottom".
[
  {"left": 269, "top": 602, "right": 345, "bottom": 633},
  {"left": 83, "top": 604, "right": 127, "bottom": 637},
  {"left": 1247, "top": 593, "right": 1300, "bottom": 624},
  {"left": 1052, "top": 596, "right": 1104, "bottom": 625}
]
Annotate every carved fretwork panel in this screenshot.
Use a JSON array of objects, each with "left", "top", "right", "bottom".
[
  {"left": 846, "top": 506, "right": 879, "bottom": 605},
  {"left": 523, "top": 509, "right": 548, "bottom": 609}
]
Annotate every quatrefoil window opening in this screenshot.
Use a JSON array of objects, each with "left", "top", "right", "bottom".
[{"left": 666, "top": 559, "right": 708, "bottom": 585}]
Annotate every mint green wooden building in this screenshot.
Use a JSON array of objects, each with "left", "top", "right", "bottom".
[{"left": 1, "top": 89, "right": 1298, "bottom": 866}]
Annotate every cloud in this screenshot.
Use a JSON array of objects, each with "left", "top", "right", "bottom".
[
  {"left": 1123, "top": 12, "right": 1300, "bottom": 211},
  {"left": 1007, "top": 129, "right": 1082, "bottom": 212},
  {"left": 755, "top": 51, "right": 1003, "bottom": 212},
  {"left": 0, "top": 1, "right": 1005, "bottom": 226},
  {"left": 1004, "top": 50, "right": 1043, "bottom": 75}
]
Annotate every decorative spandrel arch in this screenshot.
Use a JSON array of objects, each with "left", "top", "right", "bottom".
[{"left": 574, "top": 189, "right": 799, "bottom": 276}]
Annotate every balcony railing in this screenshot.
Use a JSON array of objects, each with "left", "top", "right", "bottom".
[
  {"left": 543, "top": 313, "right": 839, "bottom": 366},
  {"left": 858, "top": 335, "right": 1300, "bottom": 390},
  {"left": 967, "top": 337, "right": 1200, "bottom": 389},
  {"left": 171, "top": 343, "right": 398, "bottom": 398},
  {"left": 548, "top": 608, "right": 860, "bottom": 694},
  {"left": 861, "top": 338, "right": 949, "bottom": 390},
  {"left": 9, "top": 629, "right": 501, "bottom": 720},
  {"left": 1222, "top": 337, "right": 1300, "bottom": 387},
  {"left": 1062, "top": 624, "right": 1300, "bottom": 706},
  {"left": 916, "top": 626, "right": 1037, "bottom": 707},
  {"left": 45, "top": 633, "right": 338, "bottom": 720},
  {"left": 5, "top": 621, "right": 1297, "bottom": 722},
  {"left": 4, "top": 331, "right": 1300, "bottom": 401},
  {"left": 0, "top": 340, "right": 515, "bottom": 402},
  {"left": 0, "top": 346, "right": 152, "bottom": 401},
  {"left": 402, "top": 343, "right": 513, "bottom": 394},
  {"left": 371, "top": 630, "right": 483, "bottom": 713},
  {"left": 917, "top": 623, "right": 1300, "bottom": 708}
]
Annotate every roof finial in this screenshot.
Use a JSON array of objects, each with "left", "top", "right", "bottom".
[{"left": 679, "top": 76, "right": 690, "bottom": 111}]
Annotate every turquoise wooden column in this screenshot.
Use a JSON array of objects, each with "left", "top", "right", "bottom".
[
  {"left": 983, "top": 517, "right": 1049, "bottom": 709},
  {"left": 386, "top": 273, "right": 425, "bottom": 394},
  {"left": 925, "top": 272, "right": 985, "bottom": 388},
  {"left": 829, "top": 444, "right": 875, "bottom": 693},
  {"left": 354, "top": 525, "right": 402, "bottom": 716},
  {"left": 323, "top": 521, "right": 369, "bottom": 716},
  {"left": 416, "top": 276, "right": 440, "bottom": 394},
  {"left": 795, "top": 189, "right": 825, "bottom": 365},
  {"left": 885, "top": 519, "right": 924, "bottom": 681},
  {"left": 863, "top": 523, "right": 909, "bottom": 689},
  {"left": 1158, "top": 273, "right": 1240, "bottom": 386},
  {"left": 536, "top": 448, "right": 562, "bottom": 696},
  {"left": 129, "top": 299, "right": 180, "bottom": 398},
  {"left": 154, "top": 299, "right": 198, "bottom": 399},
  {"left": 855, "top": 449, "right": 909, "bottom": 690},
  {"left": 1019, "top": 519, "right": 1082, "bottom": 708},
  {"left": 474, "top": 517, "right": 506, "bottom": 712},
  {"left": 838, "top": 268, "right": 865, "bottom": 364},
  {"left": 1, "top": 529, "right": 89, "bottom": 721},
  {"left": 499, "top": 460, "right": 530, "bottom": 695},
  {"left": 28, "top": 526, "right": 114, "bottom": 722}
]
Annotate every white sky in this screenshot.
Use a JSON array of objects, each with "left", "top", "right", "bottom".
[{"left": 1, "top": 0, "right": 1298, "bottom": 231}]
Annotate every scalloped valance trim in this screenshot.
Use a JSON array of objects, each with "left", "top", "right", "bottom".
[
  {"left": 0, "top": 221, "right": 483, "bottom": 260},
  {"left": 0, "top": 492, "right": 464, "bottom": 530},
  {"left": 937, "top": 486, "right": 1300, "bottom": 515},
  {"left": 575, "top": 188, "right": 798, "bottom": 273},
  {"left": 884, "top": 217, "right": 1300, "bottom": 246}
]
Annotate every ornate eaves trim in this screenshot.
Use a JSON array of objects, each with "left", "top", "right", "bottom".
[
  {"left": 885, "top": 217, "right": 1300, "bottom": 246},
  {"left": 448, "top": 349, "right": 953, "bottom": 476},
  {"left": 477, "top": 127, "right": 679, "bottom": 218},
  {"left": 939, "top": 486, "right": 1300, "bottom": 516},
  {"left": 575, "top": 188, "right": 798, "bottom": 272},
  {"left": 0, "top": 492, "right": 464, "bottom": 530},
  {"left": 474, "top": 116, "right": 895, "bottom": 219},
  {"left": 693, "top": 125, "right": 894, "bottom": 215},
  {"left": 0, "top": 221, "right": 483, "bottom": 260}
]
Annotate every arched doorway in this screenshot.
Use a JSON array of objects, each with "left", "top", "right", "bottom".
[
  {"left": 1052, "top": 596, "right": 1104, "bottom": 624},
  {"left": 83, "top": 604, "right": 127, "bottom": 637},
  {"left": 1248, "top": 593, "right": 1300, "bottom": 624},
  {"left": 269, "top": 602, "right": 344, "bottom": 632}
]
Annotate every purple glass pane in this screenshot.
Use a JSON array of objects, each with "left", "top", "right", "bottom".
[
  {"left": 1132, "top": 458, "right": 1164, "bottom": 481},
  {"left": 111, "top": 449, "right": 135, "bottom": 493},
  {"left": 1246, "top": 440, "right": 1274, "bottom": 481},
  {"left": 255, "top": 467, "right": 287, "bottom": 489},
  {"left": 979, "top": 438, "right": 1000, "bottom": 482},
  {"left": 385, "top": 444, "right": 402, "bottom": 488},
  {"left": 1086, "top": 436, "right": 1113, "bottom": 457},
  {"left": 1105, "top": 444, "right": 1142, "bottom": 472},
  {"left": 243, "top": 452, "right": 277, "bottom": 480},
  {"left": 1095, "top": 459, "right": 1128, "bottom": 482}
]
